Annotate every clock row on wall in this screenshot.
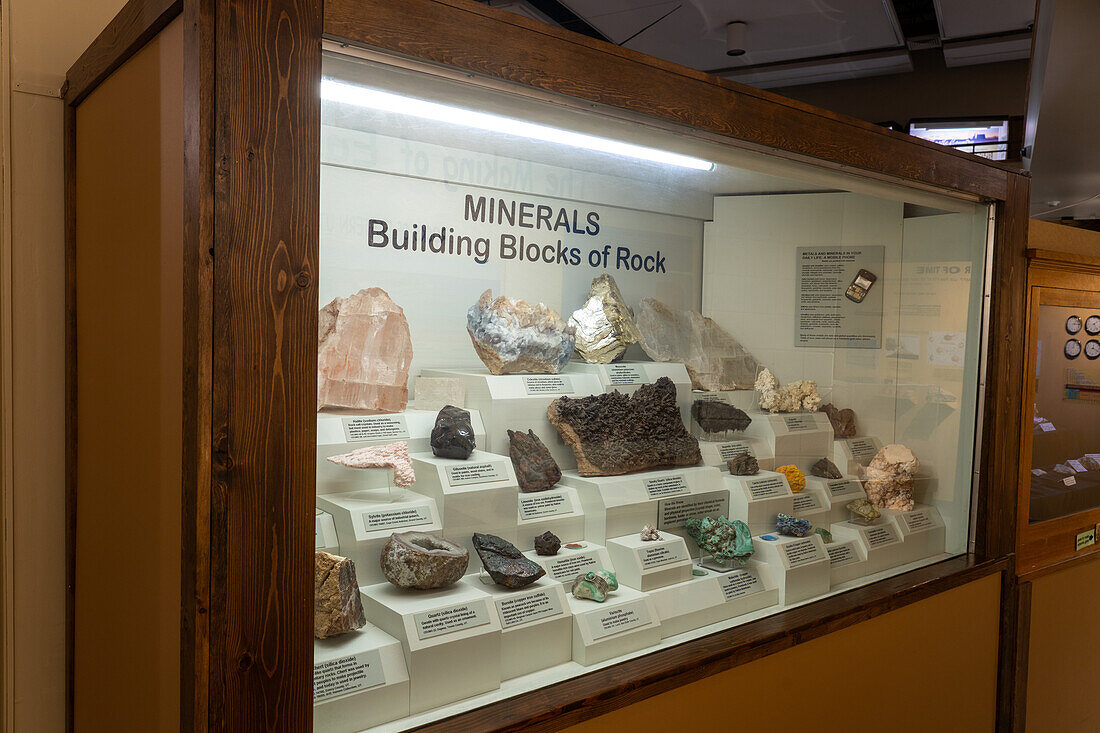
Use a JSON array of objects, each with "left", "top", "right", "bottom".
[{"left": 1066, "top": 315, "right": 1100, "bottom": 359}]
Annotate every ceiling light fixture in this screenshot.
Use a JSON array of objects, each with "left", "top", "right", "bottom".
[
  {"left": 321, "top": 79, "right": 715, "bottom": 171},
  {"left": 726, "top": 21, "right": 747, "bottom": 57}
]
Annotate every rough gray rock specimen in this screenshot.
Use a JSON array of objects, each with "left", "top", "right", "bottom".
[
  {"left": 467, "top": 290, "right": 574, "bottom": 374},
  {"left": 726, "top": 453, "right": 759, "bottom": 476},
  {"left": 810, "top": 457, "right": 843, "bottom": 479},
  {"left": 691, "top": 400, "right": 752, "bottom": 433},
  {"left": 380, "top": 531, "right": 468, "bottom": 590},
  {"left": 473, "top": 532, "right": 546, "bottom": 589}
]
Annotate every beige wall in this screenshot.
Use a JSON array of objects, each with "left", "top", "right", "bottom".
[{"left": 1, "top": 0, "right": 128, "bottom": 730}]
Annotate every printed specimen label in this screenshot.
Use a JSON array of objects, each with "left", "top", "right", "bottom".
[
  {"left": 518, "top": 491, "right": 571, "bottom": 520},
  {"left": 523, "top": 375, "right": 573, "bottom": 395},
  {"left": 637, "top": 543, "right": 689, "bottom": 570},
  {"left": 445, "top": 461, "right": 508, "bottom": 486},
  {"left": 746, "top": 476, "right": 787, "bottom": 500},
  {"left": 644, "top": 475, "right": 690, "bottom": 499},
  {"left": 342, "top": 414, "right": 410, "bottom": 442},
  {"left": 827, "top": 542, "right": 860, "bottom": 567},
  {"left": 657, "top": 492, "right": 730, "bottom": 531},
  {"left": 717, "top": 568, "right": 765, "bottom": 600},
  {"left": 314, "top": 649, "right": 386, "bottom": 702},
  {"left": 544, "top": 551, "right": 600, "bottom": 581},
  {"left": 781, "top": 538, "right": 824, "bottom": 568},
  {"left": 362, "top": 505, "right": 433, "bottom": 533},
  {"left": 717, "top": 441, "right": 752, "bottom": 461},
  {"left": 606, "top": 364, "right": 647, "bottom": 385},
  {"left": 414, "top": 601, "right": 491, "bottom": 640},
  {"left": 586, "top": 599, "right": 652, "bottom": 641},
  {"left": 496, "top": 589, "right": 564, "bottom": 629},
  {"left": 864, "top": 524, "right": 901, "bottom": 548}
]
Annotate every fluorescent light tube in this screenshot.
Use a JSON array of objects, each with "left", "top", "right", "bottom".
[{"left": 321, "top": 79, "right": 714, "bottom": 171}]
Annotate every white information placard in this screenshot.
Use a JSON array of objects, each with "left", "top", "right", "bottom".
[
  {"left": 644, "top": 475, "right": 689, "bottom": 499},
  {"left": 865, "top": 524, "right": 902, "bottom": 548},
  {"left": 413, "top": 601, "right": 491, "bottom": 640},
  {"left": 523, "top": 376, "right": 573, "bottom": 395},
  {"left": 585, "top": 599, "right": 653, "bottom": 641},
  {"left": 342, "top": 414, "right": 410, "bottom": 442},
  {"left": 657, "top": 493, "right": 730, "bottom": 532},
  {"left": 782, "top": 415, "right": 816, "bottom": 432},
  {"left": 746, "top": 476, "right": 787, "bottom": 500},
  {"left": 781, "top": 538, "right": 824, "bottom": 568},
  {"left": 606, "top": 364, "right": 646, "bottom": 385},
  {"left": 716, "top": 567, "right": 765, "bottom": 601},
  {"left": 826, "top": 479, "right": 862, "bottom": 497},
  {"left": 843, "top": 437, "right": 880, "bottom": 463},
  {"left": 717, "top": 441, "right": 753, "bottom": 460},
  {"left": 496, "top": 589, "right": 564, "bottom": 629},
  {"left": 362, "top": 505, "right": 433, "bottom": 532},
  {"left": 827, "top": 541, "right": 860, "bottom": 567},
  {"left": 898, "top": 510, "right": 934, "bottom": 533},
  {"left": 445, "top": 461, "right": 508, "bottom": 486},
  {"left": 314, "top": 649, "right": 386, "bottom": 702},
  {"left": 792, "top": 492, "right": 823, "bottom": 512},
  {"left": 518, "top": 492, "right": 571, "bottom": 520},
  {"left": 636, "top": 543, "right": 690, "bottom": 570},
  {"left": 544, "top": 551, "right": 601, "bottom": 581},
  {"left": 795, "top": 245, "right": 885, "bottom": 348}
]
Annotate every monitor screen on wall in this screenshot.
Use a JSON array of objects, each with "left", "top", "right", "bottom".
[{"left": 909, "top": 118, "right": 1010, "bottom": 161}]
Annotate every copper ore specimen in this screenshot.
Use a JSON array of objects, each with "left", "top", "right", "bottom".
[
  {"left": 507, "top": 429, "right": 562, "bottom": 492},
  {"left": 571, "top": 570, "right": 618, "bottom": 602},
  {"left": 534, "top": 530, "right": 561, "bottom": 556},
  {"left": 472, "top": 533, "right": 546, "bottom": 589},
  {"left": 691, "top": 400, "right": 752, "bottom": 433},
  {"left": 547, "top": 377, "right": 701, "bottom": 476},
  {"left": 727, "top": 453, "right": 760, "bottom": 476},
  {"left": 430, "top": 405, "right": 476, "bottom": 459},
  {"left": 810, "top": 457, "right": 843, "bottom": 479},
  {"left": 821, "top": 402, "right": 857, "bottom": 438},
  {"left": 380, "top": 531, "right": 468, "bottom": 590},
  {"left": 775, "top": 513, "right": 812, "bottom": 538},
  {"left": 314, "top": 551, "right": 366, "bottom": 639},
  {"left": 683, "top": 515, "right": 754, "bottom": 565}
]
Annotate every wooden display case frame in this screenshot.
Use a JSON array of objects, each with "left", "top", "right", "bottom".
[{"left": 64, "top": 0, "right": 1029, "bottom": 730}]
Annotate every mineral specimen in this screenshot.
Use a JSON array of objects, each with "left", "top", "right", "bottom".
[
  {"left": 508, "top": 429, "right": 561, "bottom": 492},
  {"left": 568, "top": 274, "right": 642, "bottom": 363},
  {"left": 754, "top": 368, "right": 822, "bottom": 413},
  {"left": 810, "top": 457, "right": 843, "bottom": 480},
  {"left": 691, "top": 400, "right": 752, "bottom": 434},
  {"left": 327, "top": 441, "right": 416, "bottom": 487},
  {"left": 380, "top": 531, "right": 468, "bottom": 589},
  {"left": 775, "top": 513, "right": 812, "bottom": 537},
  {"left": 636, "top": 298, "right": 763, "bottom": 390},
  {"left": 534, "top": 530, "right": 561, "bottom": 556},
  {"left": 430, "top": 405, "right": 475, "bottom": 459},
  {"left": 571, "top": 570, "right": 618, "bottom": 602},
  {"left": 846, "top": 498, "right": 881, "bottom": 522},
  {"left": 1083, "top": 456, "right": 1100, "bottom": 471},
  {"left": 683, "top": 515, "right": 754, "bottom": 565},
  {"left": 726, "top": 453, "right": 760, "bottom": 476},
  {"left": 1052, "top": 463, "right": 1075, "bottom": 475},
  {"left": 776, "top": 464, "right": 806, "bottom": 493},
  {"left": 414, "top": 377, "right": 465, "bottom": 412},
  {"left": 466, "top": 290, "right": 574, "bottom": 374},
  {"left": 547, "top": 377, "right": 701, "bottom": 476},
  {"left": 641, "top": 524, "right": 661, "bottom": 541},
  {"left": 863, "top": 444, "right": 919, "bottom": 511},
  {"left": 472, "top": 532, "right": 546, "bottom": 589},
  {"left": 821, "top": 402, "right": 857, "bottom": 438},
  {"left": 564, "top": 543, "right": 586, "bottom": 550},
  {"left": 813, "top": 527, "right": 833, "bottom": 544},
  {"left": 314, "top": 551, "right": 366, "bottom": 639},
  {"left": 318, "top": 288, "right": 413, "bottom": 413}
]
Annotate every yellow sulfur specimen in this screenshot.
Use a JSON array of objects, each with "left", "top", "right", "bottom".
[{"left": 776, "top": 464, "right": 806, "bottom": 493}]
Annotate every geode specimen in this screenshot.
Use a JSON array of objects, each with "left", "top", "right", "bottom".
[
  {"left": 314, "top": 551, "right": 366, "bottom": 639},
  {"left": 472, "top": 532, "right": 546, "bottom": 589},
  {"left": 691, "top": 400, "right": 752, "bottom": 433},
  {"left": 810, "top": 457, "right": 843, "bottom": 479},
  {"left": 636, "top": 298, "right": 763, "bottom": 390},
  {"left": 547, "top": 377, "right": 701, "bottom": 476},
  {"left": 380, "top": 532, "right": 468, "bottom": 589},
  {"left": 641, "top": 524, "right": 661, "bottom": 541},
  {"left": 863, "top": 444, "right": 919, "bottom": 511},
  {"left": 571, "top": 570, "right": 618, "bottom": 602},
  {"left": 683, "top": 515, "right": 754, "bottom": 565},
  {"left": 318, "top": 287, "right": 413, "bottom": 413},
  {"left": 568, "top": 274, "right": 642, "bottom": 363},
  {"left": 822, "top": 402, "right": 857, "bottom": 438},
  {"left": 775, "top": 513, "right": 812, "bottom": 538},
  {"left": 534, "top": 530, "right": 561, "bottom": 556},
  {"left": 754, "top": 368, "right": 822, "bottom": 413},
  {"left": 776, "top": 464, "right": 806, "bottom": 493},
  {"left": 430, "top": 405, "right": 475, "bottom": 459},
  {"left": 327, "top": 441, "right": 416, "bottom": 487},
  {"left": 467, "top": 290, "right": 574, "bottom": 374},
  {"left": 847, "top": 498, "right": 881, "bottom": 522},
  {"left": 508, "top": 429, "right": 561, "bottom": 492},
  {"left": 727, "top": 453, "right": 759, "bottom": 476}
]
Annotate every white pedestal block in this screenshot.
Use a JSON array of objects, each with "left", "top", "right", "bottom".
[
  {"left": 316, "top": 489, "right": 442, "bottom": 586},
  {"left": 515, "top": 486, "right": 585, "bottom": 551},
  {"left": 807, "top": 476, "right": 867, "bottom": 524},
  {"left": 752, "top": 534, "right": 830, "bottom": 605},
  {"left": 742, "top": 411, "right": 832, "bottom": 465},
  {"left": 317, "top": 408, "right": 487, "bottom": 495},
  {"left": 316, "top": 509, "right": 340, "bottom": 555},
  {"left": 313, "top": 625, "right": 410, "bottom": 732},
  {"left": 833, "top": 436, "right": 881, "bottom": 476},
  {"left": 568, "top": 585, "right": 661, "bottom": 665},
  {"left": 825, "top": 538, "right": 869, "bottom": 586},
  {"left": 698, "top": 437, "right": 775, "bottom": 471},
  {"left": 361, "top": 581, "right": 502, "bottom": 714},
  {"left": 565, "top": 361, "right": 692, "bottom": 426},
  {"left": 409, "top": 449, "right": 519, "bottom": 558},
  {"left": 560, "top": 466, "right": 727, "bottom": 547},
  {"left": 831, "top": 519, "right": 907, "bottom": 574},
  {"left": 649, "top": 560, "right": 778, "bottom": 637},
  {"left": 524, "top": 542, "right": 614, "bottom": 585},
  {"left": 790, "top": 484, "right": 831, "bottom": 532},
  {"left": 883, "top": 505, "right": 946, "bottom": 564},
  {"left": 421, "top": 368, "right": 606, "bottom": 471},
  {"left": 605, "top": 531, "right": 693, "bottom": 591},
  {"left": 463, "top": 577, "right": 573, "bottom": 680},
  {"left": 725, "top": 471, "right": 795, "bottom": 536}
]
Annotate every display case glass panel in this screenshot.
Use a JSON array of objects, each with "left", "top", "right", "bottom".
[{"left": 312, "top": 50, "right": 992, "bottom": 730}]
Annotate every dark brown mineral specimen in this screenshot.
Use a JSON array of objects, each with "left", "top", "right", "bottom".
[
  {"left": 547, "top": 377, "right": 701, "bottom": 476},
  {"left": 534, "top": 530, "right": 561, "bottom": 556},
  {"left": 508, "top": 429, "right": 562, "bottom": 492},
  {"left": 727, "top": 453, "right": 759, "bottom": 476},
  {"left": 430, "top": 405, "right": 476, "bottom": 459},
  {"left": 314, "top": 551, "right": 366, "bottom": 639},
  {"left": 811, "top": 457, "right": 843, "bottom": 479},
  {"left": 691, "top": 400, "right": 752, "bottom": 433},
  {"left": 473, "top": 532, "right": 546, "bottom": 588},
  {"left": 821, "top": 403, "right": 857, "bottom": 439}
]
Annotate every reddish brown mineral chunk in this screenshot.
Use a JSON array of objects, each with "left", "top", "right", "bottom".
[{"left": 314, "top": 551, "right": 366, "bottom": 639}]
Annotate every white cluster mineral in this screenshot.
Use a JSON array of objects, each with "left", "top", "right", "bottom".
[
  {"left": 467, "top": 290, "right": 575, "bottom": 374},
  {"left": 862, "top": 444, "right": 920, "bottom": 511},
  {"left": 754, "top": 368, "right": 822, "bottom": 413}
]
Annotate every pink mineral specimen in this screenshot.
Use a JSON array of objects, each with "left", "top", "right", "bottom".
[
  {"left": 318, "top": 288, "right": 413, "bottom": 413},
  {"left": 327, "top": 441, "right": 416, "bottom": 487},
  {"left": 862, "top": 443, "right": 919, "bottom": 511}
]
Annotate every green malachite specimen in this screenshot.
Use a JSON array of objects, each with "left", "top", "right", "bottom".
[
  {"left": 683, "top": 515, "right": 754, "bottom": 565},
  {"left": 813, "top": 527, "right": 833, "bottom": 544},
  {"left": 571, "top": 569, "right": 619, "bottom": 602}
]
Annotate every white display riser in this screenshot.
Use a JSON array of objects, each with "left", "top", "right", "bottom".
[
  {"left": 741, "top": 410, "right": 832, "bottom": 466},
  {"left": 316, "top": 489, "right": 442, "bottom": 586},
  {"left": 833, "top": 436, "right": 881, "bottom": 476},
  {"left": 524, "top": 542, "right": 615, "bottom": 586},
  {"left": 824, "top": 538, "right": 869, "bottom": 586},
  {"left": 462, "top": 577, "right": 573, "bottom": 681},
  {"left": 725, "top": 470, "right": 794, "bottom": 537},
  {"left": 408, "top": 449, "right": 519, "bottom": 558},
  {"left": 567, "top": 585, "right": 661, "bottom": 666},
  {"left": 830, "top": 519, "right": 908, "bottom": 575},
  {"left": 317, "top": 408, "right": 487, "bottom": 495},
  {"left": 751, "top": 533, "right": 830, "bottom": 605},
  {"left": 420, "top": 368, "right": 606, "bottom": 472},
  {"left": 316, "top": 509, "right": 340, "bottom": 555},
  {"left": 806, "top": 476, "right": 867, "bottom": 525},
  {"left": 362, "top": 581, "right": 502, "bottom": 715},
  {"left": 698, "top": 437, "right": 775, "bottom": 471},
  {"left": 313, "top": 625, "right": 410, "bottom": 732},
  {"left": 883, "top": 505, "right": 947, "bottom": 564},
  {"left": 559, "top": 466, "right": 728, "bottom": 551},
  {"left": 649, "top": 559, "right": 777, "bottom": 638},
  {"left": 515, "top": 486, "right": 586, "bottom": 551},
  {"left": 790, "top": 484, "right": 831, "bottom": 532},
  {"left": 565, "top": 361, "right": 692, "bottom": 426},
  {"left": 605, "top": 531, "right": 693, "bottom": 591}
]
